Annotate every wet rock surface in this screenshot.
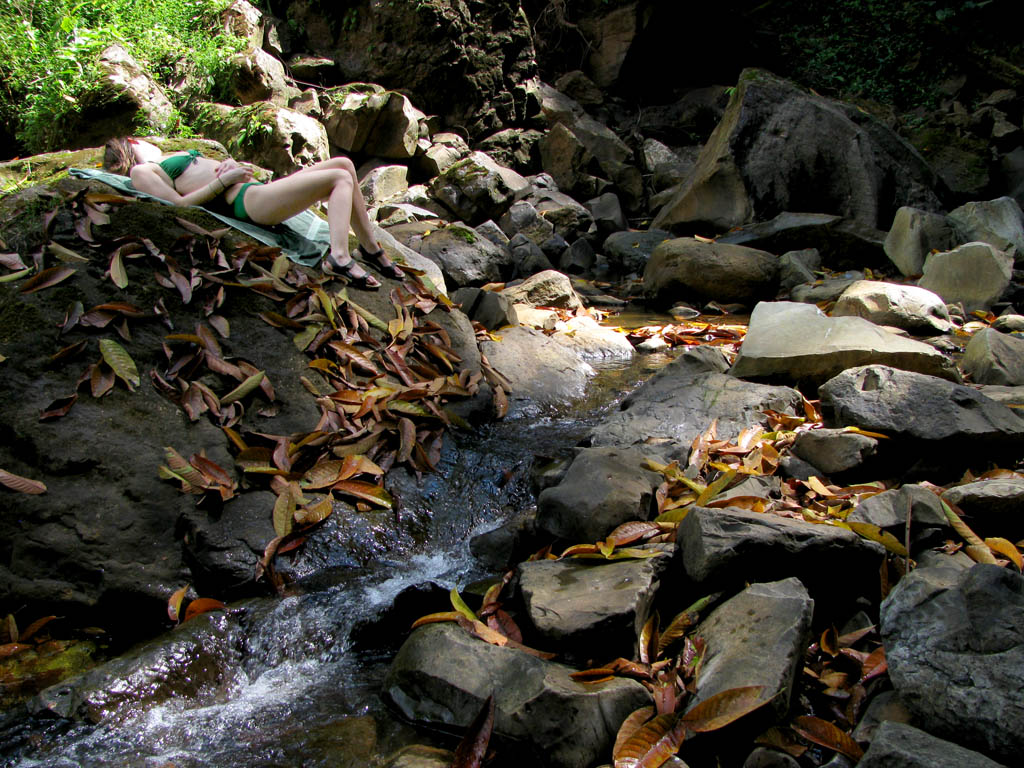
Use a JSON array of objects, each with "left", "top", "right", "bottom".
[{"left": 383, "top": 623, "right": 650, "bottom": 768}]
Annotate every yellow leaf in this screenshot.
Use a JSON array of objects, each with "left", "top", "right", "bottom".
[
  {"left": 985, "top": 537, "right": 1023, "bottom": 570},
  {"left": 449, "top": 588, "right": 477, "bottom": 622},
  {"left": 220, "top": 370, "right": 265, "bottom": 404},
  {"left": 805, "top": 476, "right": 834, "bottom": 497},
  {"left": 697, "top": 469, "right": 737, "bottom": 506},
  {"left": 846, "top": 521, "right": 908, "bottom": 556},
  {"left": 272, "top": 491, "right": 294, "bottom": 538},
  {"left": 99, "top": 338, "right": 140, "bottom": 390}
]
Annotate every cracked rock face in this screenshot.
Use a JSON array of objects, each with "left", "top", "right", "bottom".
[{"left": 881, "top": 563, "right": 1024, "bottom": 762}]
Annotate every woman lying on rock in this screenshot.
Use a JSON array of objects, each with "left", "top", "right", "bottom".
[{"left": 102, "top": 137, "right": 403, "bottom": 289}]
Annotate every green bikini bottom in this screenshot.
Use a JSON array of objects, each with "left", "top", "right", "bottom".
[
  {"left": 204, "top": 181, "right": 262, "bottom": 222},
  {"left": 230, "top": 181, "right": 261, "bottom": 221}
]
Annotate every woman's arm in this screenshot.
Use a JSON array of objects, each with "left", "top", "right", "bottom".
[{"left": 130, "top": 164, "right": 250, "bottom": 206}]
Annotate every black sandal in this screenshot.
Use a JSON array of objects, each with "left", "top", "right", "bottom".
[
  {"left": 358, "top": 244, "right": 405, "bottom": 281},
  {"left": 323, "top": 252, "right": 381, "bottom": 290}
]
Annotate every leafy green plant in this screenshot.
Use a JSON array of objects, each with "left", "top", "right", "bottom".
[
  {"left": 761, "top": 0, "right": 1015, "bottom": 110},
  {"left": 0, "top": 0, "right": 246, "bottom": 153}
]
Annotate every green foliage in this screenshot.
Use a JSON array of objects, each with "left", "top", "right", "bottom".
[
  {"left": 767, "top": 0, "right": 1013, "bottom": 109},
  {"left": 0, "top": 0, "right": 245, "bottom": 153}
]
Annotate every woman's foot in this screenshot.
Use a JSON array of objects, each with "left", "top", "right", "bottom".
[
  {"left": 358, "top": 244, "right": 405, "bottom": 281},
  {"left": 323, "top": 252, "right": 381, "bottom": 289}
]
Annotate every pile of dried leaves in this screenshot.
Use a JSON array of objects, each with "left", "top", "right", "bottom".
[{"left": 1, "top": 188, "right": 486, "bottom": 595}]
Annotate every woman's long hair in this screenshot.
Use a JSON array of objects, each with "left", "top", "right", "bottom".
[{"left": 103, "top": 138, "right": 136, "bottom": 175}]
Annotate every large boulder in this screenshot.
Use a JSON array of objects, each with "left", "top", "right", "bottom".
[
  {"left": 676, "top": 507, "right": 884, "bottom": 611},
  {"left": 716, "top": 211, "right": 887, "bottom": 271},
  {"left": 428, "top": 152, "right": 530, "bottom": 225},
  {"left": 384, "top": 623, "right": 650, "bottom": 768},
  {"left": 881, "top": 563, "right": 1024, "bottom": 762},
  {"left": 884, "top": 206, "right": 959, "bottom": 277},
  {"left": 589, "top": 347, "right": 804, "bottom": 461},
  {"left": 322, "top": 86, "right": 428, "bottom": 160},
  {"left": 288, "top": 0, "right": 537, "bottom": 138},
  {"left": 690, "top": 578, "right": 813, "bottom": 720},
  {"left": 918, "top": 242, "right": 1014, "bottom": 312},
  {"left": 228, "top": 47, "right": 300, "bottom": 106},
  {"left": 790, "top": 428, "right": 879, "bottom": 477},
  {"left": 321, "top": 84, "right": 389, "bottom": 154},
  {"left": 535, "top": 83, "right": 643, "bottom": 210},
  {"left": 820, "top": 365, "right": 1024, "bottom": 472},
  {"left": 56, "top": 45, "right": 176, "bottom": 150},
  {"left": 536, "top": 446, "right": 664, "bottom": 543},
  {"left": 858, "top": 721, "right": 1007, "bottom": 768},
  {"left": 652, "top": 69, "right": 942, "bottom": 234},
  {"left": 832, "top": 280, "right": 953, "bottom": 334},
  {"left": 409, "top": 223, "right": 514, "bottom": 287},
  {"left": 517, "top": 555, "right": 668, "bottom": 662},
  {"left": 962, "top": 327, "right": 1024, "bottom": 386},
  {"left": 31, "top": 611, "right": 241, "bottom": 722},
  {"left": 479, "top": 326, "right": 594, "bottom": 411},
  {"left": 847, "top": 484, "right": 948, "bottom": 532},
  {"left": 730, "top": 302, "right": 959, "bottom": 388},
  {"left": 529, "top": 187, "right": 595, "bottom": 241},
  {"left": 602, "top": 229, "right": 673, "bottom": 276},
  {"left": 948, "top": 197, "right": 1024, "bottom": 261},
  {"left": 500, "top": 270, "right": 583, "bottom": 310},
  {"left": 193, "top": 101, "right": 329, "bottom": 175},
  {"left": 941, "top": 478, "right": 1024, "bottom": 541},
  {"left": 643, "top": 238, "right": 779, "bottom": 308}
]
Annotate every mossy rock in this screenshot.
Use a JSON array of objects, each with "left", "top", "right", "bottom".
[
  {"left": 0, "top": 138, "right": 236, "bottom": 200},
  {"left": 0, "top": 639, "right": 97, "bottom": 709},
  {"left": 446, "top": 224, "right": 477, "bottom": 244},
  {"left": 321, "top": 82, "right": 387, "bottom": 104}
]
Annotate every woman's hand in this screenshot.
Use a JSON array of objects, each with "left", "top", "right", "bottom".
[
  {"left": 215, "top": 159, "right": 252, "bottom": 186},
  {"left": 218, "top": 165, "right": 253, "bottom": 186}
]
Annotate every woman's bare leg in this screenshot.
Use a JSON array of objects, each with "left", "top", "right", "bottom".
[
  {"left": 241, "top": 169, "right": 356, "bottom": 257},
  {"left": 287, "top": 157, "right": 378, "bottom": 252}
]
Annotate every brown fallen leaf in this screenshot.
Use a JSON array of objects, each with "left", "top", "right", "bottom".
[
  {"left": 791, "top": 715, "right": 864, "bottom": 761},
  {"left": 20, "top": 265, "right": 77, "bottom": 294}
]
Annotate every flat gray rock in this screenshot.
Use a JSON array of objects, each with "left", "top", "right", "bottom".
[
  {"left": 689, "top": 578, "right": 813, "bottom": 719},
  {"left": 676, "top": 507, "right": 884, "bottom": 611},
  {"left": 517, "top": 555, "right": 668, "bottom": 661},
  {"left": 791, "top": 428, "right": 878, "bottom": 475},
  {"left": 589, "top": 347, "right": 803, "bottom": 461},
  {"left": 384, "top": 623, "right": 650, "bottom": 768},
  {"left": 858, "top": 720, "right": 1007, "bottom": 768},
  {"left": 881, "top": 563, "right": 1024, "bottom": 762},
  {"left": 820, "top": 365, "right": 1024, "bottom": 454},
  {"left": 536, "top": 446, "right": 664, "bottom": 542},
  {"left": 918, "top": 242, "right": 1014, "bottom": 312},
  {"left": 730, "top": 302, "right": 959, "bottom": 387}
]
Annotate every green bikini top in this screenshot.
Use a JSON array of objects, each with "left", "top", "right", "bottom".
[{"left": 157, "top": 149, "right": 202, "bottom": 180}]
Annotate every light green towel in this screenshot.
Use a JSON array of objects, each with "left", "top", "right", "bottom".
[{"left": 68, "top": 167, "right": 328, "bottom": 266}]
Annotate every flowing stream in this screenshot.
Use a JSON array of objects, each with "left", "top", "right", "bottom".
[{"left": 3, "top": 351, "right": 675, "bottom": 768}]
